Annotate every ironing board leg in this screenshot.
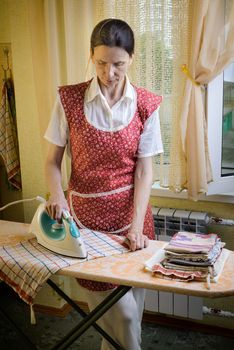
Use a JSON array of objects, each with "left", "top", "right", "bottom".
[
  {"left": 47, "top": 279, "right": 131, "bottom": 350},
  {"left": 47, "top": 279, "right": 124, "bottom": 349}
]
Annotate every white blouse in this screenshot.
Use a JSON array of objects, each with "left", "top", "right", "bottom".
[{"left": 44, "top": 76, "right": 163, "bottom": 158}]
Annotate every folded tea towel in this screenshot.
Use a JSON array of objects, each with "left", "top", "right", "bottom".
[
  {"left": 0, "top": 229, "right": 129, "bottom": 305},
  {"left": 164, "top": 232, "right": 219, "bottom": 254},
  {"left": 165, "top": 241, "right": 225, "bottom": 267}
]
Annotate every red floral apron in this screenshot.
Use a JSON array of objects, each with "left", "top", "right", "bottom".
[{"left": 59, "top": 80, "right": 162, "bottom": 290}]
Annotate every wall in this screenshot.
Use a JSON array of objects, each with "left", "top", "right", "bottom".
[
  {"left": 0, "top": 1, "right": 23, "bottom": 221},
  {"left": 10, "top": 0, "right": 50, "bottom": 222},
  {"left": 0, "top": 0, "right": 50, "bottom": 222},
  {"left": 0, "top": 0, "right": 9, "bottom": 42}
]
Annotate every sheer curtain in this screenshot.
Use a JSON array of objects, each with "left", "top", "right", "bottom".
[{"left": 94, "top": 0, "right": 192, "bottom": 192}]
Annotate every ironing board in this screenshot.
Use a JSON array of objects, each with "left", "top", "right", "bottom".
[{"left": 1, "top": 219, "right": 234, "bottom": 350}]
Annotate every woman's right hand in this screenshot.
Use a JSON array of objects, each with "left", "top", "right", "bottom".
[{"left": 45, "top": 194, "right": 69, "bottom": 221}]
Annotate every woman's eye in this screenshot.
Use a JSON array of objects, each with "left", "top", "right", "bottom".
[{"left": 115, "top": 62, "right": 124, "bottom": 67}]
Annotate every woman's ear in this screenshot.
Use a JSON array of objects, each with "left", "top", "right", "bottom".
[
  {"left": 90, "top": 49, "right": 94, "bottom": 63},
  {"left": 129, "top": 53, "right": 134, "bottom": 66},
  {"left": 84, "top": 52, "right": 92, "bottom": 80}
]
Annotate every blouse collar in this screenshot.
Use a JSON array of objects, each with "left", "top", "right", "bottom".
[{"left": 85, "top": 75, "right": 134, "bottom": 104}]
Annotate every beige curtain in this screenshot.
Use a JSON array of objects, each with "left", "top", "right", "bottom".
[
  {"left": 180, "top": 0, "right": 234, "bottom": 200},
  {"left": 28, "top": 0, "right": 95, "bottom": 190}
]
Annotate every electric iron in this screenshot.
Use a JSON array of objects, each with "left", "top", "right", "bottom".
[{"left": 30, "top": 203, "right": 87, "bottom": 258}]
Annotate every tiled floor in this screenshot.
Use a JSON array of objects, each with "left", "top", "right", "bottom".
[{"left": 1, "top": 284, "right": 234, "bottom": 350}]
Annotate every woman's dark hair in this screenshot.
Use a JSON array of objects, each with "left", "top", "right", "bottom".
[{"left": 90, "top": 19, "right": 134, "bottom": 56}]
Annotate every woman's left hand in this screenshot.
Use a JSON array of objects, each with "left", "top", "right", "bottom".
[{"left": 126, "top": 229, "right": 149, "bottom": 251}]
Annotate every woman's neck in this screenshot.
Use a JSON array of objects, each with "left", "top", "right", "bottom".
[{"left": 98, "top": 77, "right": 125, "bottom": 108}]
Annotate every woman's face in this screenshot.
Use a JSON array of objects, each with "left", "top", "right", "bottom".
[{"left": 91, "top": 45, "right": 133, "bottom": 89}]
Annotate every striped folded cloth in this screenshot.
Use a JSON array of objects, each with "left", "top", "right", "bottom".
[
  {"left": 0, "top": 229, "right": 129, "bottom": 305},
  {"left": 150, "top": 264, "right": 208, "bottom": 282},
  {"left": 164, "top": 232, "right": 220, "bottom": 254},
  {"left": 164, "top": 241, "right": 225, "bottom": 266}
]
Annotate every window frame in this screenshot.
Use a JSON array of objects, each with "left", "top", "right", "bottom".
[{"left": 151, "top": 183, "right": 234, "bottom": 204}]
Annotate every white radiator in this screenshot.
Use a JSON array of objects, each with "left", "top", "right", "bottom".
[
  {"left": 144, "top": 207, "right": 209, "bottom": 320},
  {"left": 152, "top": 207, "right": 209, "bottom": 241}
]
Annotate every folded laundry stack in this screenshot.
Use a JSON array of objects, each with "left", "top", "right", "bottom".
[{"left": 145, "top": 231, "right": 229, "bottom": 288}]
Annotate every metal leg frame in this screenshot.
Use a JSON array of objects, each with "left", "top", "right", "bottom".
[{"left": 47, "top": 279, "right": 131, "bottom": 350}]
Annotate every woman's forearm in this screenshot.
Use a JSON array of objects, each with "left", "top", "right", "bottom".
[
  {"left": 126, "top": 157, "right": 153, "bottom": 251},
  {"left": 131, "top": 157, "right": 153, "bottom": 232},
  {"left": 45, "top": 161, "right": 65, "bottom": 199},
  {"left": 45, "top": 145, "right": 68, "bottom": 219}
]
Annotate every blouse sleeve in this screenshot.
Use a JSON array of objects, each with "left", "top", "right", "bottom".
[
  {"left": 137, "top": 108, "right": 163, "bottom": 158},
  {"left": 44, "top": 95, "right": 68, "bottom": 147}
]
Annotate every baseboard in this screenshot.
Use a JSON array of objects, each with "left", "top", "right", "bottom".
[
  {"left": 33, "top": 302, "right": 234, "bottom": 339},
  {"left": 143, "top": 311, "right": 234, "bottom": 339},
  {"left": 33, "top": 301, "right": 89, "bottom": 318}
]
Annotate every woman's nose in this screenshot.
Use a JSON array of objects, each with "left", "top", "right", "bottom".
[{"left": 105, "top": 64, "right": 115, "bottom": 78}]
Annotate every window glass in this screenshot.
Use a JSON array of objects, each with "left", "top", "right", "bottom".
[{"left": 222, "top": 63, "right": 234, "bottom": 177}]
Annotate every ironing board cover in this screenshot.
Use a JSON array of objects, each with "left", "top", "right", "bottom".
[{"left": 0, "top": 229, "right": 129, "bottom": 305}]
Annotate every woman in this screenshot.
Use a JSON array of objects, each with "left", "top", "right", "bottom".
[{"left": 45, "top": 18, "right": 163, "bottom": 350}]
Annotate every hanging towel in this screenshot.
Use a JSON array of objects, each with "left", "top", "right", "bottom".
[
  {"left": 0, "top": 229, "right": 129, "bottom": 305},
  {"left": 0, "top": 78, "right": 22, "bottom": 190}
]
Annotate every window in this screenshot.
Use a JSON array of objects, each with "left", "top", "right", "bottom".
[
  {"left": 152, "top": 64, "right": 234, "bottom": 203},
  {"left": 207, "top": 63, "right": 234, "bottom": 196}
]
